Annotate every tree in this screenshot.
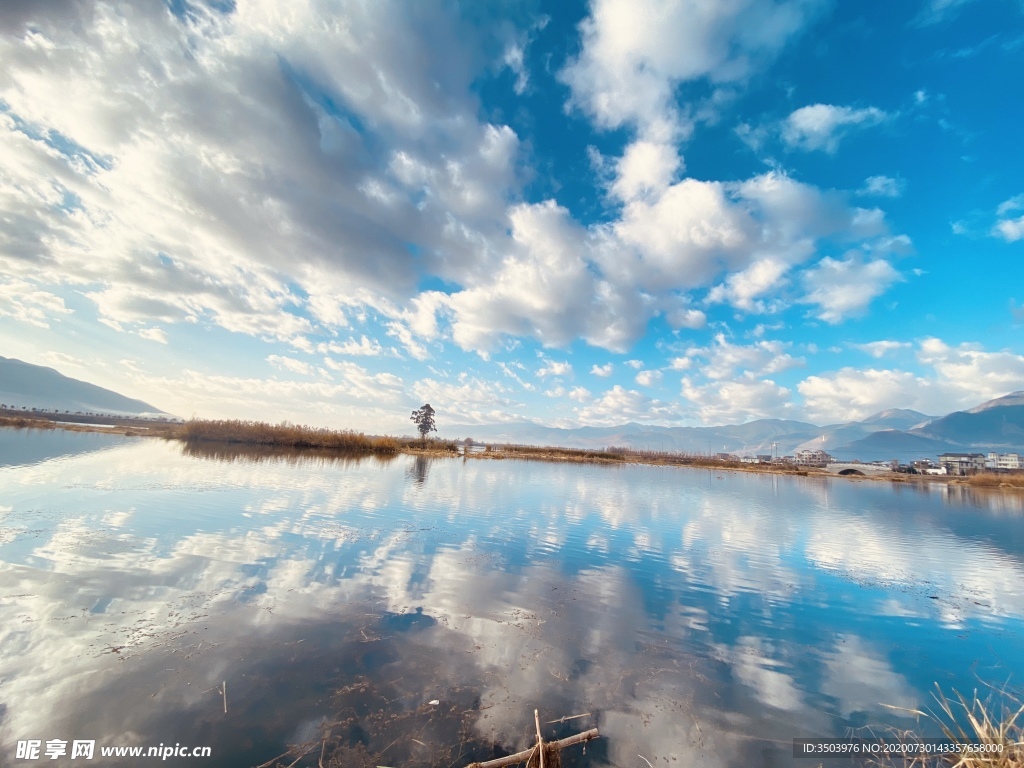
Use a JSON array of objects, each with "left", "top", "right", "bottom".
[{"left": 410, "top": 403, "right": 437, "bottom": 439}]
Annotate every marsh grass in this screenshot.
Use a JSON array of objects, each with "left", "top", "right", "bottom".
[
  {"left": 877, "top": 686, "right": 1023, "bottom": 767},
  {"left": 0, "top": 415, "right": 57, "bottom": 429},
  {"left": 968, "top": 473, "right": 1024, "bottom": 489},
  {"left": 177, "top": 419, "right": 402, "bottom": 454}
]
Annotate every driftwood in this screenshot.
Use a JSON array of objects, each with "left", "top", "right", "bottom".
[{"left": 465, "top": 728, "right": 599, "bottom": 768}]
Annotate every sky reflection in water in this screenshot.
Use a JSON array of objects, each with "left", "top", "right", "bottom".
[{"left": 0, "top": 433, "right": 1022, "bottom": 767}]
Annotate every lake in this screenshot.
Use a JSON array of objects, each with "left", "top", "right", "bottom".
[{"left": 1, "top": 429, "right": 1022, "bottom": 767}]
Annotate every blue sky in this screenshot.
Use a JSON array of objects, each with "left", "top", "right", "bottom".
[{"left": 1, "top": 0, "right": 1023, "bottom": 432}]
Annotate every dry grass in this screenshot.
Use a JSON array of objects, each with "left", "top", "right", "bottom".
[
  {"left": 177, "top": 419, "right": 403, "bottom": 454},
  {"left": 968, "top": 473, "right": 1024, "bottom": 488},
  {"left": 878, "top": 686, "right": 1023, "bottom": 767},
  {"left": 0, "top": 415, "right": 57, "bottom": 430}
]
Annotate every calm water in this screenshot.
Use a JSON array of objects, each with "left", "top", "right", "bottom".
[{"left": 1, "top": 430, "right": 1023, "bottom": 767}]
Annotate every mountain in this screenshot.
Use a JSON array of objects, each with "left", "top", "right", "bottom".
[
  {"left": 857, "top": 408, "right": 933, "bottom": 431},
  {"left": 829, "top": 431, "right": 955, "bottom": 463},
  {"left": 967, "top": 391, "right": 1024, "bottom": 412},
  {"left": 0, "top": 356, "right": 168, "bottom": 417},
  {"left": 912, "top": 405, "right": 1024, "bottom": 447},
  {"left": 448, "top": 393, "right": 1024, "bottom": 463}
]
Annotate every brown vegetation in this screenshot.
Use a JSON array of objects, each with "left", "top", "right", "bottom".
[
  {"left": 968, "top": 472, "right": 1024, "bottom": 489},
  {"left": 0, "top": 415, "right": 57, "bottom": 430},
  {"left": 177, "top": 419, "right": 404, "bottom": 453},
  {"left": 878, "top": 687, "right": 1023, "bottom": 768}
]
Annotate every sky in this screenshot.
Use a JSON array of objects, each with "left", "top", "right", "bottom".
[{"left": 1, "top": 0, "right": 1023, "bottom": 433}]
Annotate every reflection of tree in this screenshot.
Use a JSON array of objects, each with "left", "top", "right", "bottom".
[{"left": 406, "top": 454, "right": 430, "bottom": 485}]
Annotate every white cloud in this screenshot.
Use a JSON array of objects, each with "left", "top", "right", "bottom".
[
  {"left": 0, "top": 278, "right": 73, "bottom": 328},
  {"left": 800, "top": 256, "right": 903, "bottom": 324},
  {"left": 782, "top": 104, "right": 890, "bottom": 153},
  {"left": 917, "top": 337, "right": 1024, "bottom": 404},
  {"left": 267, "top": 355, "right": 315, "bottom": 376},
  {"left": 667, "top": 357, "right": 692, "bottom": 371},
  {"left": 857, "top": 175, "right": 904, "bottom": 198},
  {"left": 590, "top": 363, "right": 614, "bottom": 377},
  {"left": 798, "top": 368, "right": 929, "bottom": 423},
  {"left": 136, "top": 327, "right": 168, "bottom": 344},
  {"left": 682, "top": 374, "right": 793, "bottom": 424},
  {"left": 573, "top": 384, "right": 681, "bottom": 426},
  {"left": 537, "top": 360, "right": 573, "bottom": 378},
  {"left": 610, "top": 140, "right": 682, "bottom": 202},
  {"left": 560, "top": 0, "right": 822, "bottom": 139},
  {"left": 318, "top": 336, "right": 385, "bottom": 357},
  {"left": 624, "top": 359, "right": 644, "bottom": 369},
  {"left": 635, "top": 370, "right": 663, "bottom": 386},
  {"left": 706, "top": 257, "right": 789, "bottom": 313},
  {"left": 691, "top": 333, "right": 804, "bottom": 381},
  {"left": 851, "top": 340, "right": 911, "bottom": 358},
  {"left": 0, "top": 0, "right": 523, "bottom": 347},
  {"left": 568, "top": 386, "right": 592, "bottom": 402},
  {"left": 994, "top": 194, "right": 1024, "bottom": 241}
]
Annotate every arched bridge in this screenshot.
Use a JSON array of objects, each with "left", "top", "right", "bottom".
[{"left": 824, "top": 462, "right": 893, "bottom": 476}]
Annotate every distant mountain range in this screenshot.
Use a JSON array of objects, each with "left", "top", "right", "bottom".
[
  {"left": 446, "top": 392, "right": 1024, "bottom": 463},
  {"left": 2, "top": 354, "right": 1022, "bottom": 463},
  {"left": 0, "top": 356, "right": 168, "bottom": 417}
]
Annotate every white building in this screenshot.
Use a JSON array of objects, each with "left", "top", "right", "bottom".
[
  {"left": 984, "top": 452, "right": 1021, "bottom": 470},
  {"left": 794, "top": 449, "right": 833, "bottom": 467},
  {"left": 997, "top": 453, "right": 1021, "bottom": 470}
]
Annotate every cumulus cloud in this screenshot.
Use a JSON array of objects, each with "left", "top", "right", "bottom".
[
  {"left": 798, "top": 368, "right": 929, "bottom": 423},
  {"left": 706, "top": 257, "right": 790, "bottom": 313},
  {"left": 560, "top": 0, "right": 823, "bottom": 139},
  {"left": 590, "top": 363, "right": 614, "bottom": 377},
  {"left": 800, "top": 256, "right": 903, "bottom": 324},
  {"left": 0, "top": 0, "right": 522, "bottom": 344},
  {"left": 573, "top": 384, "right": 681, "bottom": 426},
  {"left": 682, "top": 374, "right": 793, "bottom": 424},
  {"left": 782, "top": 104, "right": 890, "bottom": 153},
  {"left": 796, "top": 339, "right": 1024, "bottom": 421},
  {"left": 917, "top": 337, "right": 1024, "bottom": 404},
  {"left": 635, "top": 370, "right": 663, "bottom": 387},
  {"left": 690, "top": 334, "right": 804, "bottom": 380}
]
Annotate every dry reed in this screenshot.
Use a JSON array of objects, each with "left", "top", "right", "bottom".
[
  {"left": 177, "top": 419, "right": 402, "bottom": 454},
  {"left": 878, "top": 686, "right": 1023, "bottom": 767},
  {"left": 968, "top": 473, "right": 1024, "bottom": 489}
]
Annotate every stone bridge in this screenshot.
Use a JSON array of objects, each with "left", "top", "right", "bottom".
[{"left": 824, "top": 462, "right": 893, "bottom": 476}]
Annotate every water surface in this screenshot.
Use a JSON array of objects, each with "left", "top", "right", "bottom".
[{"left": 1, "top": 432, "right": 1022, "bottom": 767}]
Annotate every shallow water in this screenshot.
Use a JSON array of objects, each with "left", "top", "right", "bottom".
[{"left": 0, "top": 432, "right": 1022, "bottom": 767}]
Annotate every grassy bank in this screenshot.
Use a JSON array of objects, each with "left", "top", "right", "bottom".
[{"left": 471, "top": 442, "right": 811, "bottom": 474}]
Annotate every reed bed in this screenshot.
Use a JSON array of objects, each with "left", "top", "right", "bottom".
[
  {"left": 968, "top": 473, "right": 1024, "bottom": 488},
  {"left": 877, "top": 686, "right": 1023, "bottom": 768},
  {"left": 177, "top": 419, "right": 402, "bottom": 454},
  {"left": 0, "top": 415, "right": 57, "bottom": 429}
]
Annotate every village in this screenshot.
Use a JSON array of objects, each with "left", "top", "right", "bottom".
[{"left": 733, "top": 448, "right": 1023, "bottom": 475}]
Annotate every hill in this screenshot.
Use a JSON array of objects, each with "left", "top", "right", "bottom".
[{"left": 0, "top": 356, "right": 167, "bottom": 417}]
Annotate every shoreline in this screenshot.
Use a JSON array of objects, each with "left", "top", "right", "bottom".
[{"left": 3, "top": 416, "right": 1021, "bottom": 492}]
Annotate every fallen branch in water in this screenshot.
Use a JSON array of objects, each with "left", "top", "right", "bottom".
[{"left": 464, "top": 728, "right": 599, "bottom": 768}]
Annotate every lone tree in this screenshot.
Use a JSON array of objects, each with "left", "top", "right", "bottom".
[{"left": 411, "top": 403, "right": 437, "bottom": 439}]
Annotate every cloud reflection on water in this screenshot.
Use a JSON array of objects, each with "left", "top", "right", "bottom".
[{"left": 0, "top": 437, "right": 1022, "bottom": 766}]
